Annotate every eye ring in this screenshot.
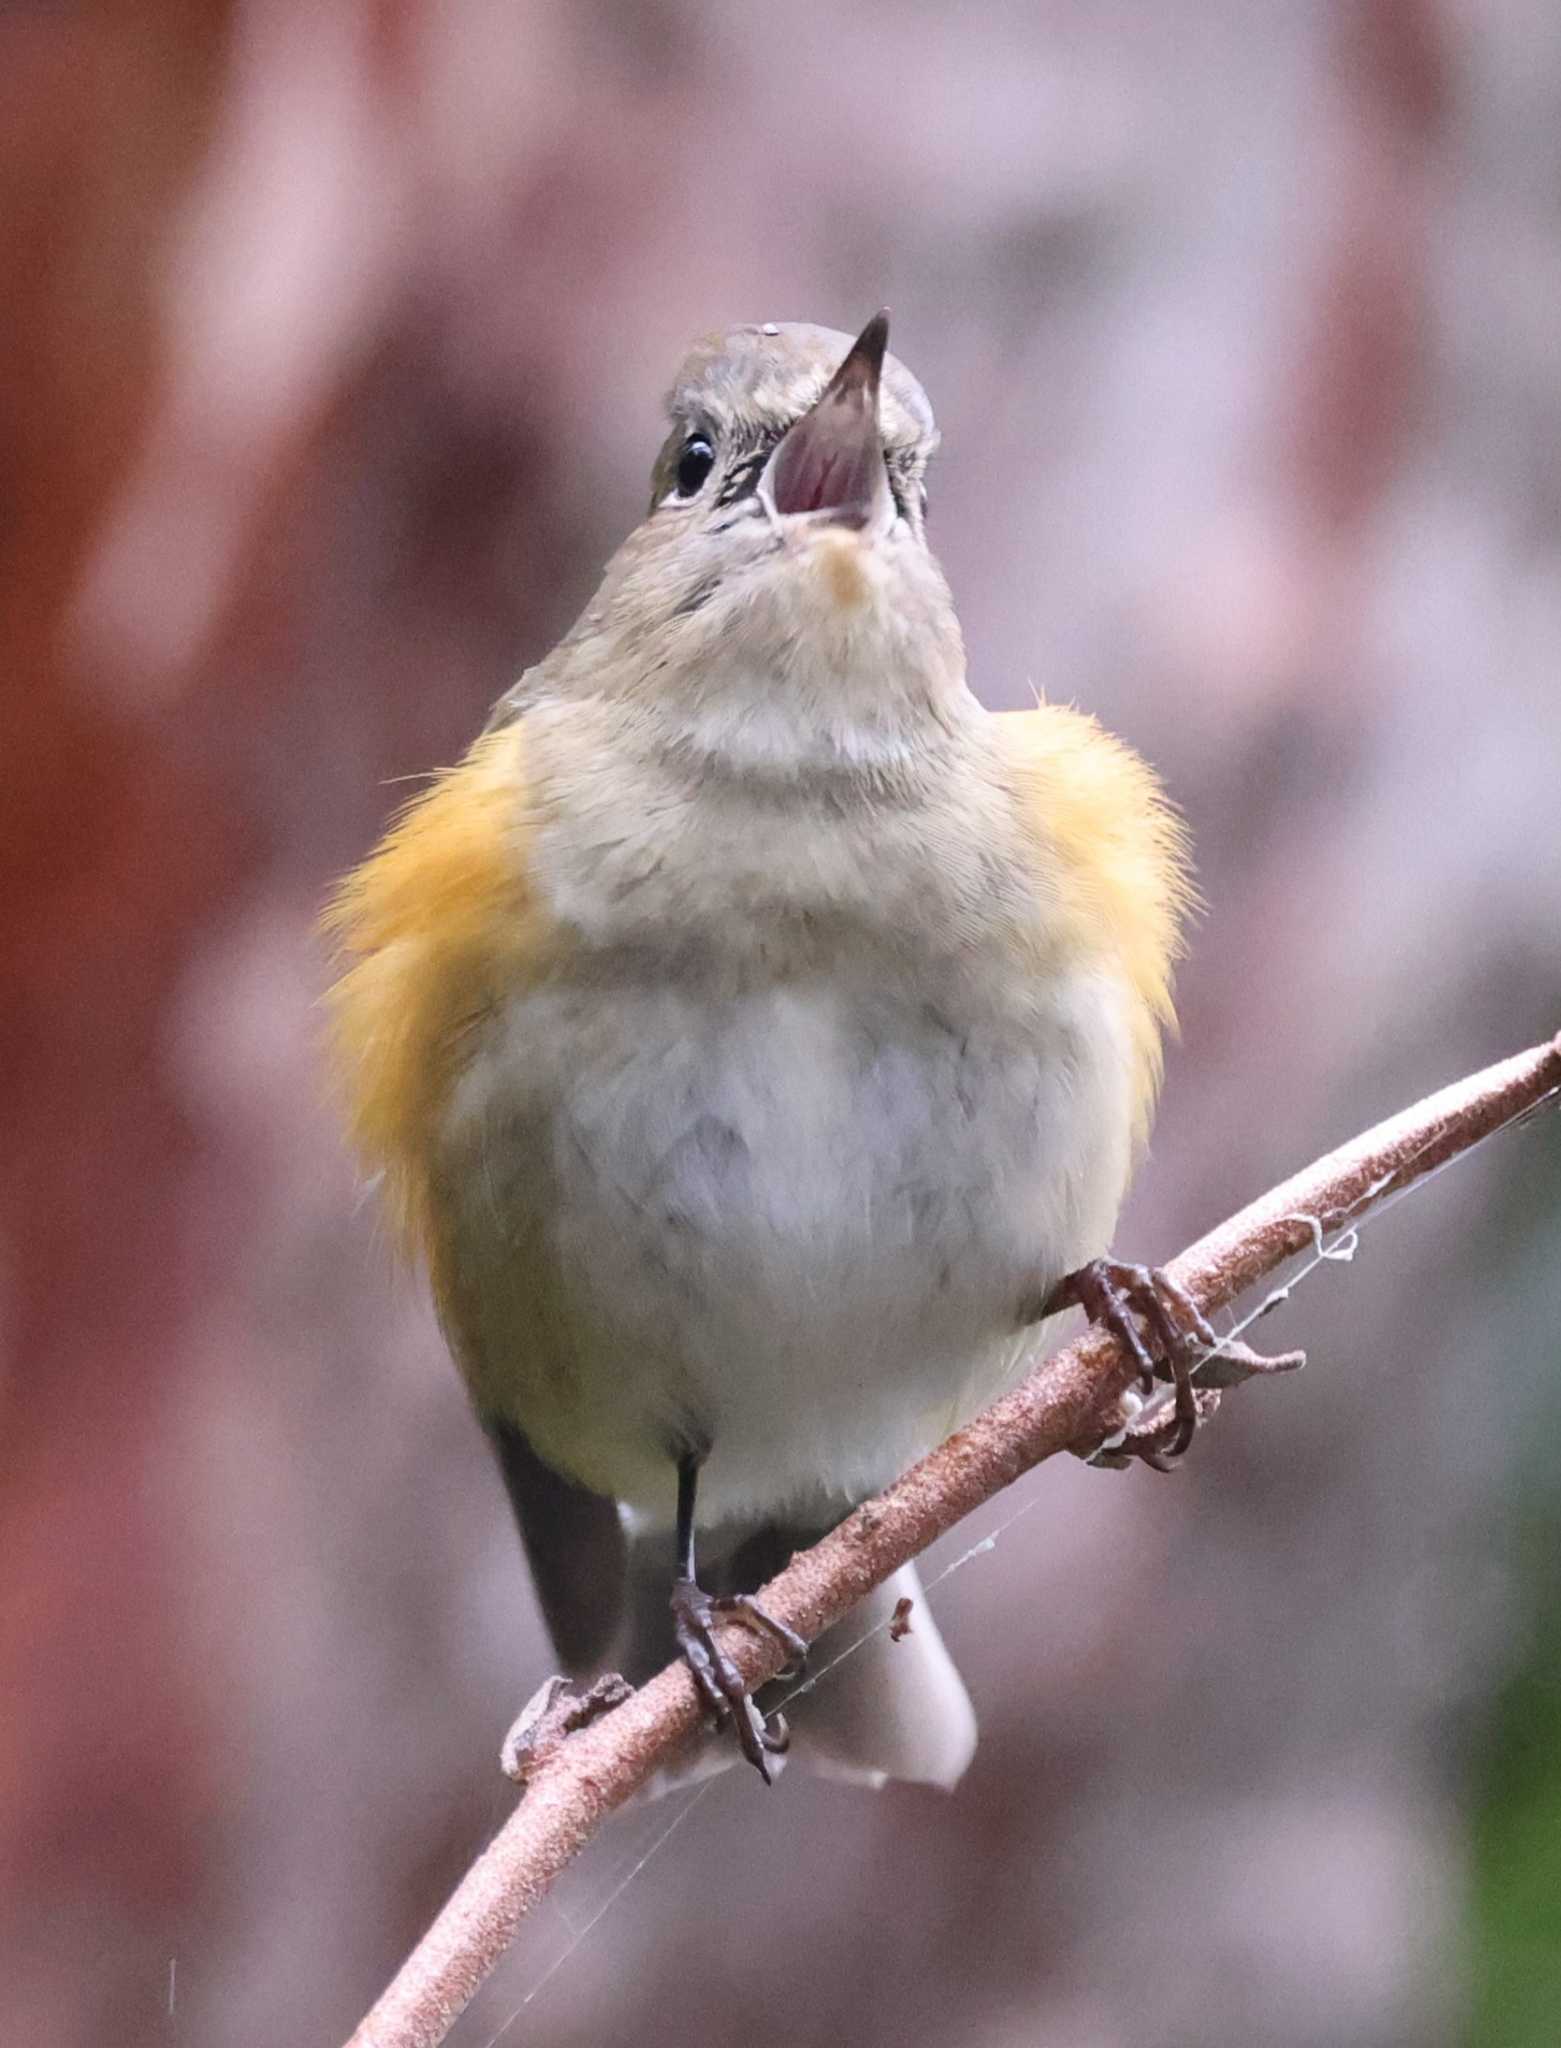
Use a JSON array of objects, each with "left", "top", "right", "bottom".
[{"left": 673, "top": 435, "right": 715, "bottom": 499}]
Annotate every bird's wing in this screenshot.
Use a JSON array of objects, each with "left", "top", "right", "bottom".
[
  {"left": 324, "top": 718, "right": 627, "bottom": 1673},
  {"left": 991, "top": 702, "right": 1194, "bottom": 1145},
  {"left": 485, "top": 1418, "right": 628, "bottom": 1674}
]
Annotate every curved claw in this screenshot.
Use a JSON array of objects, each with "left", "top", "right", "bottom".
[
  {"left": 712, "top": 1590, "right": 809, "bottom": 1677},
  {"left": 671, "top": 1578, "right": 795, "bottom": 1783},
  {"left": 1048, "top": 1258, "right": 1220, "bottom": 1464}
]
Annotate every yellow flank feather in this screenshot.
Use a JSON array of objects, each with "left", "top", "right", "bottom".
[
  {"left": 996, "top": 704, "right": 1194, "bottom": 1147},
  {"left": 322, "top": 723, "right": 550, "bottom": 1253},
  {"left": 324, "top": 703, "right": 1188, "bottom": 1250}
]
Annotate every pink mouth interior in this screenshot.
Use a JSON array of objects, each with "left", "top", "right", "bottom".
[{"left": 768, "top": 398, "right": 882, "bottom": 520}]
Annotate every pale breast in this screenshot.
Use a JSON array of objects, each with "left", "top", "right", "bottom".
[{"left": 435, "top": 944, "right": 1136, "bottom": 1528}]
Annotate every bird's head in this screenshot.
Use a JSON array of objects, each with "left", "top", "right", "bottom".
[
  {"left": 650, "top": 311, "right": 930, "bottom": 538},
  {"left": 556, "top": 315, "right": 965, "bottom": 740}
]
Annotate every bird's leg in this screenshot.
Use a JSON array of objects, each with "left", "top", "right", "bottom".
[
  {"left": 669, "top": 1452, "right": 807, "bottom": 1784},
  {"left": 1043, "top": 1259, "right": 1220, "bottom": 1468}
]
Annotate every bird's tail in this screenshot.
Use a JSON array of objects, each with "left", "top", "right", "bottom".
[{"left": 779, "top": 1560, "right": 977, "bottom": 1789}]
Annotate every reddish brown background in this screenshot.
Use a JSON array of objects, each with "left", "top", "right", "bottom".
[{"left": 3, "top": 5, "right": 1559, "bottom": 2044}]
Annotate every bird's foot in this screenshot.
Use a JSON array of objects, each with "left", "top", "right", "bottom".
[
  {"left": 500, "top": 1671, "right": 634, "bottom": 1786},
  {"left": 1090, "top": 1381, "right": 1224, "bottom": 1470},
  {"left": 1046, "top": 1261, "right": 1305, "bottom": 1469},
  {"left": 671, "top": 1578, "right": 807, "bottom": 1784},
  {"left": 1045, "top": 1258, "right": 1220, "bottom": 1469}
]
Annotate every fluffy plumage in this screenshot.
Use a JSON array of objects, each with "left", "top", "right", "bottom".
[
  {"left": 323, "top": 319, "right": 1191, "bottom": 1787},
  {"left": 326, "top": 700, "right": 1187, "bottom": 1265}
]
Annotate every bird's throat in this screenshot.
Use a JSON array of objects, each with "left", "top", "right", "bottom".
[{"left": 812, "top": 528, "right": 873, "bottom": 613}]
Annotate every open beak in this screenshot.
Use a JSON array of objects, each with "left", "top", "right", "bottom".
[{"left": 761, "top": 311, "right": 891, "bottom": 530}]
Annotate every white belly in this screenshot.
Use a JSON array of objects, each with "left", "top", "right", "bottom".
[{"left": 437, "top": 959, "right": 1135, "bottom": 1527}]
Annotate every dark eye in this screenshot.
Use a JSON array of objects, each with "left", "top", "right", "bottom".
[{"left": 674, "top": 436, "right": 715, "bottom": 498}]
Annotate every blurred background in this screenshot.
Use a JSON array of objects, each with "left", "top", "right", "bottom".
[{"left": 3, "top": 2, "right": 1560, "bottom": 2043}]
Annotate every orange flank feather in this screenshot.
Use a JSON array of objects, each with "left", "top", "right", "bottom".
[
  {"left": 322, "top": 724, "right": 549, "bottom": 1254},
  {"left": 998, "top": 704, "right": 1194, "bottom": 1147},
  {"left": 323, "top": 703, "right": 1188, "bottom": 1252}
]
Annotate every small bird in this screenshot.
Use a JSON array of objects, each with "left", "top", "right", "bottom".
[{"left": 325, "top": 314, "right": 1193, "bottom": 1788}]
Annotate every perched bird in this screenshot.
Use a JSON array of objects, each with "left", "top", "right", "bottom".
[{"left": 325, "top": 314, "right": 1193, "bottom": 1788}]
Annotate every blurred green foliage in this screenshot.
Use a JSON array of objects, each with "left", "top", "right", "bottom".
[{"left": 1467, "top": 1119, "right": 1561, "bottom": 2048}]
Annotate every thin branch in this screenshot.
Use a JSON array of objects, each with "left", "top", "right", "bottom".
[{"left": 347, "top": 1033, "right": 1561, "bottom": 2048}]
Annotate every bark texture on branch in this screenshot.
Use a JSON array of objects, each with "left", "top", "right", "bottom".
[{"left": 347, "top": 1034, "right": 1561, "bottom": 2048}]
